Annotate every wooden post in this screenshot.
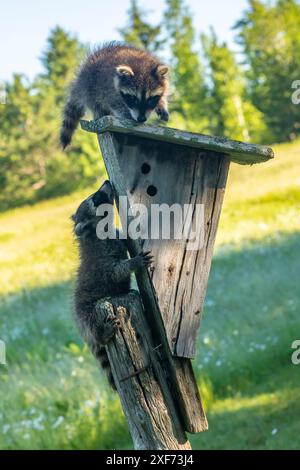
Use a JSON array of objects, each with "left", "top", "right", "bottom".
[{"left": 96, "top": 291, "right": 191, "bottom": 450}]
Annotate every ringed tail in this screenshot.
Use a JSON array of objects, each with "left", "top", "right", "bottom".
[{"left": 60, "top": 101, "right": 84, "bottom": 149}]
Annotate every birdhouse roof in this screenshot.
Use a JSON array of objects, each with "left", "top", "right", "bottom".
[{"left": 80, "top": 116, "right": 274, "bottom": 165}]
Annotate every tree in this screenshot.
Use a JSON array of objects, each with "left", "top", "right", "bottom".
[
  {"left": 40, "top": 26, "right": 86, "bottom": 103},
  {"left": 119, "top": 0, "right": 163, "bottom": 53},
  {"left": 202, "top": 30, "right": 268, "bottom": 142},
  {"left": 234, "top": 0, "right": 300, "bottom": 142},
  {"left": 0, "top": 28, "right": 102, "bottom": 211},
  {"left": 0, "top": 75, "right": 38, "bottom": 209},
  {"left": 164, "top": 0, "right": 209, "bottom": 132},
  {"left": 38, "top": 26, "right": 101, "bottom": 199}
]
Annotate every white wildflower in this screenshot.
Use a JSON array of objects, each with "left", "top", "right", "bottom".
[
  {"left": 84, "top": 400, "right": 94, "bottom": 408},
  {"left": 52, "top": 416, "right": 64, "bottom": 429},
  {"left": 2, "top": 424, "right": 10, "bottom": 434}
]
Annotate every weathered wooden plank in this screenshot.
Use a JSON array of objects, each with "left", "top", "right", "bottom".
[
  {"left": 80, "top": 116, "right": 274, "bottom": 165},
  {"left": 112, "top": 134, "right": 229, "bottom": 358},
  {"left": 170, "top": 155, "right": 230, "bottom": 357},
  {"left": 97, "top": 131, "right": 208, "bottom": 434},
  {"left": 96, "top": 291, "right": 191, "bottom": 450}
]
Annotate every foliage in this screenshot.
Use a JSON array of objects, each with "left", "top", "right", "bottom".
[
  {"left": 119, "top": 0, "right": 164, "bottom": 53},
  {"left": 202, "top": 30, "right": 269, "bottom": 142},
  {"left": 1, "top": 0, "right": 299, "bottom": 450},
  {"left": 164, "top": 0, "right": 209, "bottom": 132},
  {"left": 234, "top": 0, "right": 300, "bottom": 142},
  {"left": 40, "top": 26, "right": 86, "bottom": 103},
  {"left": 2, "top": 0, "right": 300, "bottom": 207},
  {"left": 0, "top": 27, "right": 102, "bottom": 211}
]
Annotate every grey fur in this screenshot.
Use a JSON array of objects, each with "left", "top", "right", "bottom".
[
  {"left": 72, "top": 180, "right": 153, "bottom": 388},
  {"left": 60, "top": 42, "right": 169, "bottom": 148}
]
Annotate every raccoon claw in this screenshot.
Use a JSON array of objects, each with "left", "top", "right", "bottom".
[
  {"left": 156, "top": 108, "right": 169, "bottom": 122},
  {"left": 106, "top": 313, "right": 121, "bottom": 327},
  {"left": 100, "top": 313, "right": 120, "bottom": 344},
  {"left": 138, "top": 250, "right": 154, "bottom": 268}
]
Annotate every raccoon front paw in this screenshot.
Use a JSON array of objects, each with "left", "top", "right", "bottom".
[
  {"left": 136, "top": 250, "right": 154, "bottom": 269},
  {"left": 156, "top": 107, "right": 169, "bottom": 122},
  {"left": 99, "top": 314, "right": 121, "bottom": 345}
]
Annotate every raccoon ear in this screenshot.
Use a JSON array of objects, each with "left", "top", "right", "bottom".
[
  {"left": 155, "top": 64, "right": 169, "bottom": 77},
  {"left": 116, "top": 65, "right": 134, "bottom": 77},
  {"left": 75, "top": 221, "right": 89, "bottom": 237}
]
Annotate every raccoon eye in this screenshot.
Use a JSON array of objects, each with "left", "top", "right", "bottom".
[
  {"left": 147, "top": 95, "right": 161, "bottom": 109},
  {"left": 121, "top": 92, "right": 139, "bottom": 108}
]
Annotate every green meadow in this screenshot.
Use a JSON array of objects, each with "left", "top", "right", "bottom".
[{"left": 0, "top": 139, "right": 299, "bottom": 449}]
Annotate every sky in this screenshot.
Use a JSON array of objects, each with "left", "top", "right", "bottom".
[{"left": 0, "top": 0, "right": 249, "bottom": 82}]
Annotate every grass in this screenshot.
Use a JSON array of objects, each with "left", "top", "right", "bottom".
[{"left": 0, "top": 139, "right": 300, "bottom": 449}]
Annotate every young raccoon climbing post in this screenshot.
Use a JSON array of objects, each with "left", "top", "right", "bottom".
[
  {"left": 72, "top": 180, "right": 153, "bottom": 388},
  {"left": 60, "top": 42, "right": 170, "bottom": 148}
]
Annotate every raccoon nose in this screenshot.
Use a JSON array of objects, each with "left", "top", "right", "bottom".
[{"left": 137, "top": 116, "right": 147, "bottom": 123}]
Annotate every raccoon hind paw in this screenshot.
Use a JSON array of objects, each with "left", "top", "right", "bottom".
[{"left": 99, "top": 314, "right": 120, "bottom": 345}]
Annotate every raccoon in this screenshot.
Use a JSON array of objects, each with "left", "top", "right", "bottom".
[
  {"left": 60, "top": 42, "right": 170, "bottom": 148},
  {"left": 72, "top": 180, "right": 153, "bottom": 388}
]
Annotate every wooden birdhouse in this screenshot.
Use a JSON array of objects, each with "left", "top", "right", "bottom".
[
  {"left": 81, "top": 116, "right": 274, "bottom": 447},
  {"left": 81, "top": 116, "right": 273, "bottom": 358}
]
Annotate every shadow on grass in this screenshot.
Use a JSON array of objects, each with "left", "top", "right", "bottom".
[
  {"left": 190, "top": 376, "right": 300, "bottom": 450},
  {"left": 0, "top": 281, "right": 131, "bottom": 450},
  {"left": 196, "top": 231, "right": 300, "bottom": 398},
  {"left": 0, "top": 281, "right": 79, "bottom": 364}
]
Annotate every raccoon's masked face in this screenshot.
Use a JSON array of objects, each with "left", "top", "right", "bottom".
[
  {"left": 114, "top": 64, "right": 169, "bottom": 123},
  {"left": 72, "top": 180, "right": 114, "bottom": 238}
]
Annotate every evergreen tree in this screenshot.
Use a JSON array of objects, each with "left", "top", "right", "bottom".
[
  {"left": 202, "top": 31, "right": 268, "bottom": 142},
  {"left": 33, "top": 27, "right": 101, "bottom": 201},
  {"left": 164, "top": 0, "right": 209, "bottom": 132},
  {"left": 40, "top": 26, "right": 86, "bottom": 103},
  {"left": 0, "top": 74, "right": 42, "bottom": 208},
  {"left": 0, "top": 28, "right": 101, "bottom": 210},
  {"left": 234, "top": 0, "right": 300, "bottom": 141},
  {"left": 119, "top": 0, "right": 163, "bottom": 53}
]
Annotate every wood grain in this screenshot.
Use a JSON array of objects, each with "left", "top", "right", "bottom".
[
  {"left": 113, "top": 134, "right": 230, "bottom": 358},
  {"left": 96, "top": 291, "right": 191, "bottom": 450}
]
